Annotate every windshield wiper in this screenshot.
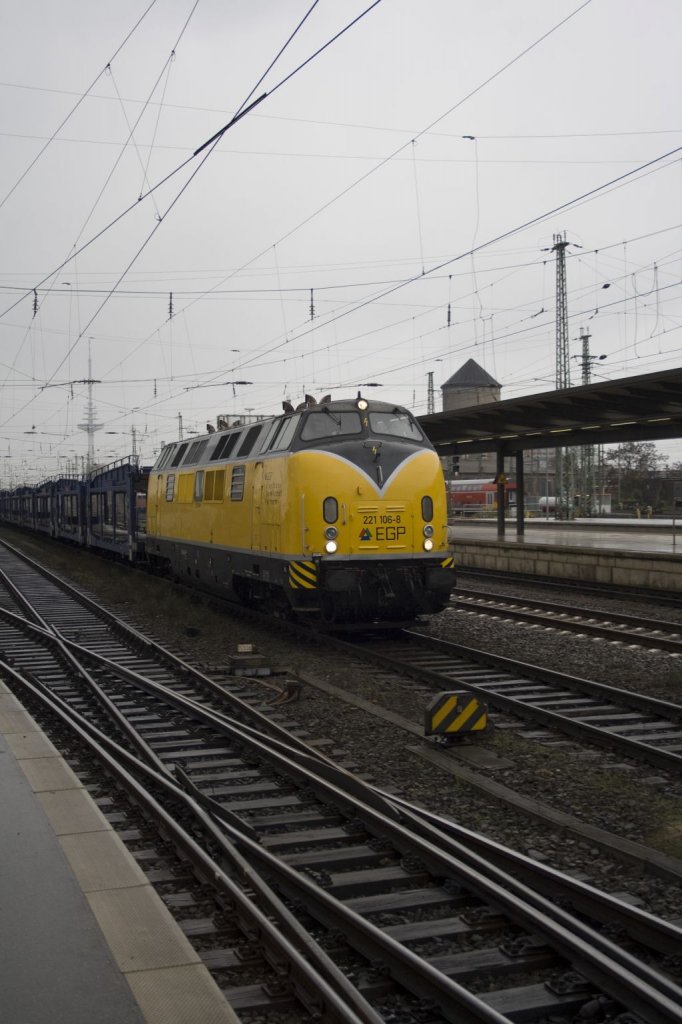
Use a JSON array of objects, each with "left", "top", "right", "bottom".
[{"left": 322, "top": 407, "right": 342, "bottom": 427}]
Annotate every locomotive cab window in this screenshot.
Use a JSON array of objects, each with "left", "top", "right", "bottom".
[
  {"left": 270, "top": 414, "right": 301, "bottom": 451},
  {"left": 300, "top": 411, "right": 361, "bottom": 441},
  {"left": 369, "top": 411, "right": 423, "bottom": 441},
  {"left": 258, "top": 418, "right": 281, "bottom": 453}
]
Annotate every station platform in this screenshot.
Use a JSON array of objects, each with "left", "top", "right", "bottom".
[
  {"left": 0, "top": 683, "right": 240, "bottom": 1024},
  {"left": 449, "top": 518, "right": 682, "bottom": 592}
]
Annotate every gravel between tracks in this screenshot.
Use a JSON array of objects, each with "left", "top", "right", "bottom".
[{"left": 2, "top": 529, "right": 682, "bottom": 928}]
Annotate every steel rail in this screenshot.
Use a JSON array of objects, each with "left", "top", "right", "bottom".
[
  {"left": 457, "top": 568, "right": 682, "bottom": 610},
  {"left": 455, "top": 591, "right": 682, "bottom": 653},
  {"left": 1, "top": 659, "right": 510, "bottom": 1024},
  {"left": 4, "top": 627, "right": 682, "bottom": 1023},
  {"left": 0, "top": 537, "right": 336, "bottom": 758},
  {"left": 2, "top": 540, "right": 682, "bottom": 1020},
  {"left": 0, "top": 565, "right": 169, "bottom": 774},
  {"left": 457, "top": 587, "right": 682, "bottom": 634},
  {"left": 338, "top": 630, "right": 682, "bottom": 773},
  {"left": 381, "top": 794, "right": 682, "bottom": 961},
  {"left": 5, "top": 594, "right": 680, "bottom": 959},
  {"left": 1, "top": 550, "right": 681, "bottom": 958},
  {"left": 0, "top": 658, "right": 388, "bottom": 1024}
]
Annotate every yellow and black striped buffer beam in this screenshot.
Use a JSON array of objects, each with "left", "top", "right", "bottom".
[
  {"left": 289, "top": 560, "right": 318, "bottom": 589},
  {"left": 424, "top": 691, "right": 488, "bottom": 735},
  {"left": 440, "top": 556, "right": 455, "bottom": 569}
]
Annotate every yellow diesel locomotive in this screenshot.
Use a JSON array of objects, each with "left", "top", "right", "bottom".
[{"left": 146, "top": 394, "right": 455, "bottom": 624}]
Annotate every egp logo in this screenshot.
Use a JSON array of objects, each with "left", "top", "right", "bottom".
[{"left": 359, "top": 528, "right": 372, "bottom": 541}]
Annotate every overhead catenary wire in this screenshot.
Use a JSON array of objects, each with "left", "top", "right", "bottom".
[
  {"left": 0, "top": 0, "right": 160, "bottom": 215},
  {"left": 0, "top": 1, "right": 385, "bottom": 428},
  {"left": 0, "top": 0, "right": 203, "bottom": 398},
  {"left": 5, "top": 3, "right": 682, "bottom": 466},
  {"left": 2, "top": 74, "right": 680, "bottom": 143},
  {"left": 2, "top": 222, "right": 680, "bottom": 299},
  {"left": 0, "top": 1, "right": 384, "bottom": 328},
  {"left": 96, "top": 0, "right": 600, "bottom": 387},
  {"left": 221, "top": 147, "right": 682, "bottom": 379},
  {"left": 0, "top": 2, "right": 382, "bottom": 325}
]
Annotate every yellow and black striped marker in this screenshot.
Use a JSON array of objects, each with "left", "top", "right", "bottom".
[
  {"left": 288, "top": 560, "right": 318, "bottom": 589},
  {"left": 425, "top": 691, "right": 488, "bottom": 736}
]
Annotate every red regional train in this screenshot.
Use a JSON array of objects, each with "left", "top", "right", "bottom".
[{"left": 448, "top": 478, "right": 517, "bottom": 516}]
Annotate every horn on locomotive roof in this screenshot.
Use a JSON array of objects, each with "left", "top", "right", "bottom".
[
  {"left": 282, "top": 400, "right": 294, "bottom": 413},
  {"left": 305, "top": 393, "right": 317, "bottom": 407},
  {"left": 206, "top": 422, "right": 215, "bottom": 433},
  {"left": 319, "top": 394, "right": 331, "bottom": 404}
]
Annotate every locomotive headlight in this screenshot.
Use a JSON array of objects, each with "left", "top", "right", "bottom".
[
  {"left": 324, "top": 526, "right": 338, "bottom": 540},
  {"left": 423, "top": 538, "right": 434, "bottom": 551},
  {"left": 423, "top": 524, "right": 434, "bottom": 538},
  {"left": 325, "top": 540, "right": 338, "bottom": 553},
  {"left": 357, "top": 398, "right": 368, "bottom": 411}
]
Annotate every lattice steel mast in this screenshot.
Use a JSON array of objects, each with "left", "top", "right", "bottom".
[
  {"left": 426, "top": 371, "right": 435, "bottom": 415},
  {"left": 76, "top": 341, "right": 102, "bottom": 475},
  {"left": 553, "top": 232, "right": 573, "bottom": 518}
]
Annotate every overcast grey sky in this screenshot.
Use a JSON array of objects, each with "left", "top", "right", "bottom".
[{"left": 1, "top": 0, "right": 680, "bottom": 482}]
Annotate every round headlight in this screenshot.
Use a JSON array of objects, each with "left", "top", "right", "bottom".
[
  {"left": 423, "top": 538, "right": 434, "bottom": 552},
  {"left": 423, "top": 524, "right": 434, "bottom": 538},
  {"left": 357, "top": 398, "right": 368, "bottom": 411},
  {"left": 325, "top": 540, "right": 338, "bottom": 554},
  {"left": 324, "top": 526, "right": 338, "bottom": 540}
]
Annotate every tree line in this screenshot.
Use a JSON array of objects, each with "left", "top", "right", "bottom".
[{"left": 603, "top": 442, "right": 682, "bottom": 514}]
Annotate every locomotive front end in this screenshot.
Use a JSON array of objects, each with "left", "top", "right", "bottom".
[{"left": 287, "top": 397, "right": 455, "bottom": 624}]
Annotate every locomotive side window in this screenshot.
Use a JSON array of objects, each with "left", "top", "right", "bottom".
[
  {"left": 210, "top": 433, "right": 230, "bottom": 461},
  {"left": 171, "top": 443, "right": 188, "bottom": 467},
  {"left": 369, "top": 412, "right": 423, "bottom": 440},
  {"left": 236, "top": 424, "right": 263, "bottom": 458},
  {"left": 230, "top": 464, "right": 245, "bottom": 501},
  {"left": 210, "top": 431, "right": 241, "bottom": 462},
  {"left": 194, "top": 471, "right": 204, "bottom": 501},
  {"left": 270, "top": 414, "right": 301, "bottom": 451},
  {"left": 165, "top": 474, "right": 176, "bottom": 501},
  {"left": 204, "top": 469, "right": 225, "bottom": 501},
  {"left": 155, "top": 445, "right": 174, "bottom": 470},
  {"left": 183, "top": 439, "right": 208, "bottom": 466},
  {"left": 184, "top": 441, "right": 201, "bottom": 464},
  {"left": 258, "top": 418, "right": 281, "bottom": 453},
  {"left": 177, "top": 474, "right": 193, "bottom": 503},
  {"left": 300, "top": 411, "right": 361, "bottom": 441}
]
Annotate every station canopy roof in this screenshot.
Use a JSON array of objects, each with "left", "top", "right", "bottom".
[{"left": 418, "top": 366, "right": 682, "bottom": 456}]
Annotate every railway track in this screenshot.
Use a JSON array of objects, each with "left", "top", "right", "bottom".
[
  {"left": 337, "top": 629, "right": 682, "bottom": 776},
  {"left": 2, "top": 538, "right": 682, "bottom": 1022},
  {"left": 455, "top": 588, "right": 682, "bottom": 655},
  {"left": 458, "top": 567, "right": 682, "bottom": 610}
]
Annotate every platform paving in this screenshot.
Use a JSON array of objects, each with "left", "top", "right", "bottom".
[
  {"left": 0, "top": 682, "right": 241, "bottom": 1024},
  {"left": 452, "top": 517, "right": 682, "bottom": 555}
]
